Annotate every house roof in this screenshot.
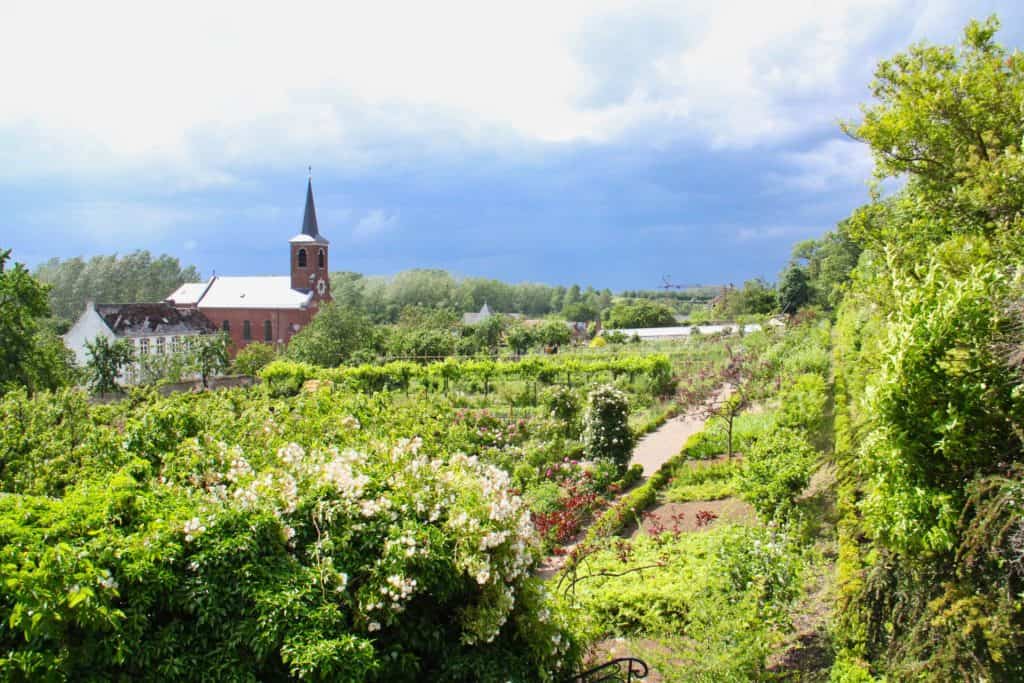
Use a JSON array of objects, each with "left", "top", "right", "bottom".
[
  {"left": 195, "top": 276, "right": 313, "bottom": 310},
  {"left": 289, "top": 178, "right": 329, "bottom": 244},
  {"left": 462, "top": 302, "right": 494, "bottom": 325},
  {"left": 166, "top": 279, "right": 214, "bottom": 306},
  {"left": 95, "top": 303, "right": 217, "bottom": 338}
]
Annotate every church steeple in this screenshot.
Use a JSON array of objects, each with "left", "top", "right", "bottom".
[
  {"left": 301, "top": 174, "right": 322, "bottom": 239},
  {"left": 290, "top": 172, "right": 330, "bottom": 303}
]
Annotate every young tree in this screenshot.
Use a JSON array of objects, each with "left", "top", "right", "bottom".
[
  {"left": 505, "top": 323, "right": 535, "bottom": 355},
  {"left": 189, "top": 333, "right": 230, "bottom": 388},
  {"left": 535, "top": 319, "right": 571, "bottom": 351},
  {"left": 84, "top": 336, "right": 135, "bottom": 394}
]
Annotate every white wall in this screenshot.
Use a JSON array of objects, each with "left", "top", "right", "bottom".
[{"left": 62, "top": 304, "right": 115, "bottom": 366}]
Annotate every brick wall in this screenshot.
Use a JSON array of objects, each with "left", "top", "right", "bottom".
[{"left": 200, "top": 307, "right": 312, "bottom": 355}]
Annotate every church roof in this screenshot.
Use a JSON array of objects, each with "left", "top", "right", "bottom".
[
  {"left": 193, "top": 276, "right": 313, "bottom": 310},
  {"left": 166, "top": 279, "right": 214, "bottom": 306},
  {"left": 289, "top": 178, "right": 329, "bottom": 244},
  {"left": 95, "top": 303, "right": 217, "bottom": 337}
]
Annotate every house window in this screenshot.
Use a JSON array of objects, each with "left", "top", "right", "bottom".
[
  {"left": 317, "top": 249, "right": 325, "bottom": 268},
  {"left": 243, "top": 320, "right": 252, "bottom": 340},
  {"left": 156, "top": 337, "right": 166, "bottom": 355},
  {"left": 138, "top": 338, "right": 150, "bottom": 355},
  {"left": 264, "top": 320, "right": 273, "bottom": 342},
  {"left": 172, "top": 336, "right": 183, "bottom": 353},
  {"left": 297, "top": 249, "right": 307, "bottom": 267},
  {"left": 222, "top": 320, "right": 230, "bottom": 333}
]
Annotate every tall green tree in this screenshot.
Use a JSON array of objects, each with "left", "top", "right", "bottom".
[
  {"left": 0, "top": 249, "right": 74, "bottom": 395},
  {"left": 35, "top": 251, "right": 200, "bottom": 322},
  {"left": 777, "top": 266, "right": 810, "bottom": 314}
]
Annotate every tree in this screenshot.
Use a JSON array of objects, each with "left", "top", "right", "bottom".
[
  {"left": 604, "top": 300, "right": 676, "bottom": 329},
  {"left": 84, "top": 336, "right": 135, "bottom": 394},
  {"left": 232, "top": 342, "right": 277, "bottom": 377},
  {"left": 189, "top": 333, "right": 230, "bottom": 388},
  {"left": 0, "top": 249, "right": 74, "bottom": 395},
  {"left": 535, "top": 319, "right": 571, "bottom": 350},
  {"left": 843, "top": 15, "right": 1024, "bottom": 261},
  {"left": 34, "top": 251, "right": 200, "bottom": 322},
  {"left": 505, "top": 323, "right": 534, "bottom": 355},
  {"left": 561, "top": 301, "right": 599, "bottom": 322},
  {"left": 777, "top": 266, "right": 810, "bottom": 314},
  {"left": 716, "top": 278, "right": 777, "bottom": 317},
  {"left": 286, "top": 302, "right": 378, "bottom": 367}
]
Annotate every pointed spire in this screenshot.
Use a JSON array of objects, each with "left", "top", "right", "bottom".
[{"left": 301, "top": 174, "right": 321, "bottom": 238}]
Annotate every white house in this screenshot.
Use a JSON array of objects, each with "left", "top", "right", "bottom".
[{"left": 64, "top": 302, "right": 217, "bottom": 383}]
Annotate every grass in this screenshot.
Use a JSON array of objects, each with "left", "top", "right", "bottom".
[{"left": 663, "top": 459, "right": 742, "bottom": 503}]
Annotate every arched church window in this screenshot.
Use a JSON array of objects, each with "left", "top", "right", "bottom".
[
  {"left": 297, "top": 249, "right": 307, "bottom": 268},
  {"left": 318, "top": 249, "right": 325, "bottom": 268}
]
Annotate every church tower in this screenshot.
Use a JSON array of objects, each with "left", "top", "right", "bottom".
[{"left": 289, "top": 176, "right": 331, "bottom": 305}]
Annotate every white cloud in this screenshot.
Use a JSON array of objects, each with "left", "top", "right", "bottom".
[
  {"left": 0, "top": 0, "right": 998, "bottom": 181},
  {"left": 733, "top": 225, "right": 818, "bottom": 243},
  {"left": 353, "top": 209, "right": 400, "bottom": 240},
  {"left": 775, "top": 138, "right": 875, "bottom": 191}
]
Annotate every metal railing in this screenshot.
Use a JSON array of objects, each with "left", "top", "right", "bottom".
[{"left": 566, "top": 657, "right": 649, "bottom": 682}]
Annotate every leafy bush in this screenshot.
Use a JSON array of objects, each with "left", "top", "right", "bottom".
[
  {"left": 739, "top": 428, "right": 818, "bottom": 517},
  {"left": 566, "top": 524, "right": 805, "bottom": 681},
  {"left": 233, "top": 342, "right": 277, "bottom": 377},
  {"left": 777, "top": 372, "right": 829, "bottom": 437},
  {"left": 582, "top": 385, "right": 634, "bottom": 472},
  {"left": 260, "top": 359, "right": 316, "bottom": 397},
  {"left": 0, "top": 437, "right": 579, "bottom": 681}
]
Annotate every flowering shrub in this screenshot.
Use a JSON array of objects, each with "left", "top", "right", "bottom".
[
  {"left": 0, "top": 398, "right": 580, "bottom": 680},
  {"left": 582, "top": 385, "right": 634, "bottom": 472}
]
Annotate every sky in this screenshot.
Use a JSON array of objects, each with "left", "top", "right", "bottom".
[{"left": 2, "top": 0, "right": 1022, "bottom": 291}]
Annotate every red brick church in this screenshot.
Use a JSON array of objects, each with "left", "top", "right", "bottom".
[{"left": 166, "top": 178, "right": 331, "bottom": 353}]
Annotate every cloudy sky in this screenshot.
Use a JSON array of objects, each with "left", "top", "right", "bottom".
[{"left": 3, "top": 0, "right": 1021, "bottom": 290}]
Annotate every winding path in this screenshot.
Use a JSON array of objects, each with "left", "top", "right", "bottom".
[{"left": 536, "top": 387, "right": 729, "bottom": 578}]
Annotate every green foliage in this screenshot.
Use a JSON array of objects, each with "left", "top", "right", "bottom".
[
  {"left": 84, "top": 335, "right": 135, "bottom": 394},
  {"left": 582, "top": 385, "right": 634, "bottom": 472},
  {"left": 778, "top": 265, "right": 811, "bottom": 314},
  {"left": 715, "top": 278, "right": 778, "bottom": 318},
  {"left": 663, "top": 460, "right": 741, "bottom": 503},
  {"left": 791, "top": 222, "right": 863, "bottom": 310},
  {"left": 540, "top": 385, "right": 580, "bottom": 437},
  {"left": 287, "top": 302, "right": 379, "bottom": 367},
  {"left": 505, "top": 323, "right": 535, "bottom": 355},
  {"left": 740, "top": 428, "right": 818, "bottom": 518},
  {"left": 0, "top": 249, "right": 74, "bottom": 395},
  {"left": 0, "top": 387, "right": 582, "bottom": 681},
  {"left": 232, "top": 341, "right": 277, "bottom": 377},
  {"left": 34, "top": 250, "right": 201, "bottom": 322},
  {"left": 604, "top": 300, "right": 676, "bottom": 329},
  {"left": 188, "top": 333, "right": 230, "bottom": 388},
  {"left": 683, "top": 410, "right": 776, "bottom": 460},
  {"left": 534, "top": 319, "right": 571, "bottom": 348},
  {"left": 566, "top": 525, "right": 806, "bottom": 682}
]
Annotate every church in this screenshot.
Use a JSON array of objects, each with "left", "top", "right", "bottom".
[{"left": 166, "top": 177, "right": 332, "bottom": 352}]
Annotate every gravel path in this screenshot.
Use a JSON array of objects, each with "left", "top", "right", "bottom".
[{"left": 631, "top": 385, "right": 731, "bottom": 477}]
